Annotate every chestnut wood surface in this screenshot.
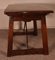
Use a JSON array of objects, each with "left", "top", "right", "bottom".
[{"left": 4, "top": 4, "right": 53, "bottom": 57}]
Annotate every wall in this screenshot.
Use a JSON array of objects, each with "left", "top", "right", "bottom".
[
  {"left": 0, "top": 0, "right": 55, "bottom": 29},
  {"left": 0, "top": 0, "right": 55, "bottom": 9}
]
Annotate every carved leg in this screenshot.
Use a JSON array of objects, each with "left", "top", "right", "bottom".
[
  {"left": 41, "top": 16, "right": 49, "bottom": 55},
  {"left": 7, "top": 17, "right": 14, "bottom": 57}
]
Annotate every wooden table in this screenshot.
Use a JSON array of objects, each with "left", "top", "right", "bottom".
[{"left": 4, "top": 4, "right": 53, "bottom": 57}]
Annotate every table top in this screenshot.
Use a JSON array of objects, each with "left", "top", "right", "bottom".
[
  {"left": 4, "top": 3, "right": 53, "bottom": 16},
  {"left": 5, "top": 3, "right": 54, "bottom": 12}
]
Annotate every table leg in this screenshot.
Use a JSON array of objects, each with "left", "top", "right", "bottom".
[
  {"left": 19, "top": 21, "right": 22, "bottom": 30},
  {"left": 33, "top": 20, "right": 38, "bottom": 35},
  {"left": 41, "top": 16, "right": 49, "bottom": 55},
  {"left": 7, "top": 17, "right": 14, "bottom": 57}
]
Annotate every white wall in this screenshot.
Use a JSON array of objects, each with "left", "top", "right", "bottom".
[
  {"left": 0, "top": 0, "right": 55, "bottom": 9},
  {"left": 0, "top": 0, "right": 55, "bottom": 29}
]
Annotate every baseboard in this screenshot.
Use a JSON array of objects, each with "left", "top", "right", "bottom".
[{"left": 0, "top": 28, "right": 55, "bottom": 31}]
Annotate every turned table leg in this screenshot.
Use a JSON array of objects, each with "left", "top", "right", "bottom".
[
  {"left": 41, "top": 16, "right": 49, "bottom": 55},
  {"left": 7, "top": 17, "right": 14, "bottom": 57}
]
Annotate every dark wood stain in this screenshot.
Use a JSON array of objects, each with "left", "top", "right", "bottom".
[{"left": 4, "top": 5, "right": 53, "bottom": 57}]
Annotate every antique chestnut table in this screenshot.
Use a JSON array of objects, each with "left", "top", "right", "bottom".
[{"left": 4, "top": 4, "right": 53, "bottom": 57}]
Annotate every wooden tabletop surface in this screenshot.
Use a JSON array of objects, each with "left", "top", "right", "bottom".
[
  {"left": 5, "top": 3, "right": 54, "bottom": 12},
  {"left": 4, "top": 3, "right": 54, "bottom": 16}
]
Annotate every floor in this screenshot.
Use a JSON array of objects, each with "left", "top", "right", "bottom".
[{"left": 0, "top": 29, "right": 55, "bottom": 60}]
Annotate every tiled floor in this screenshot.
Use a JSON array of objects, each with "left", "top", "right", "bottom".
[{"left": 0, "top": 29, "right": 55, "bottom": 60}]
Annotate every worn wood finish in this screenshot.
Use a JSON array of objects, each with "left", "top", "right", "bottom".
[{"left": 4, "top": 4, "right": 53, "bottom": 57}]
